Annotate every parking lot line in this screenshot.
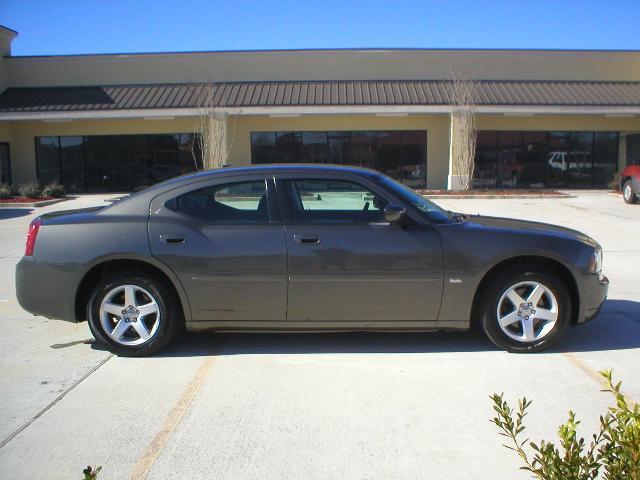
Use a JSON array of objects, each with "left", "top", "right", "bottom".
[
  {"left": 129, "top": 355, "right": 217, "bottom": 480},
  {"left": 562, "top": 351, "right": 637, "bottom": 404}
]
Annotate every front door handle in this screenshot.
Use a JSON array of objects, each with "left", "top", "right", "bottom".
[
  {"left": 293, "top": 234, "right": 320, "bottom": 245},
  {"left": 160, "top": 234, "right": 186, "bottom": 245}
]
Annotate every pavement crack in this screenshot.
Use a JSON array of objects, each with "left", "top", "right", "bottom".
[{"left": 0, "top": 353, "right": 114, "bottom": 450}]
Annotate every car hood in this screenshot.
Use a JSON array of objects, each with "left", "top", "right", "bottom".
[{"left": 462, "top": 214, "right": 598, "bottom": 246}]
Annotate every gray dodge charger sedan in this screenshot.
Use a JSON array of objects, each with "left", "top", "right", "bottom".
[{"left": 16, "top": 165, "right": 608, "bottom": 356}]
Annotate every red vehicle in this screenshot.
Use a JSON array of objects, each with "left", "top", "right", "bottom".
[{"left": 621, "top": 164, "right": 640, "bottom": 204}]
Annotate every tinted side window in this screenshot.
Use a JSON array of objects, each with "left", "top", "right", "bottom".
[
  {"left": 171, "top": 180, "right": 270, "bottom": 223},
  {"left": 284, "top": 179, "right": 387, "bottom": 223}
]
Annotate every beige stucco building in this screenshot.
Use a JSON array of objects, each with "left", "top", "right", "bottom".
[{"left": 0, "top": 25, "right": 639, "bottom": 192}]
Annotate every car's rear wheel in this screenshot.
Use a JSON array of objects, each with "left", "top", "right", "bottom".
[
  {"left": 87, "top": 274, "right": 179, "bottom": 356},
  {"left": 479, "top": 267, "right": 571, "bottom": 352},
  {"left": 623, "top": 180, "right": 638, "bottom": 204}
]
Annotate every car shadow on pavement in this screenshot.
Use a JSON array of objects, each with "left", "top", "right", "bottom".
[
  {"left": 0, "top": 208, "right": 34, "bottom": 220},
  {"left": 153, "top": 299, "right": 640, "bottom": 358}
]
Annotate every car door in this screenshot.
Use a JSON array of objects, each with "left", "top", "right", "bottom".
[
  {"left": 148, "top": 174, "right": 287, "bottom": 323},
  {"left": 276, "top": 173, "right": 443, "bottom": 326}
]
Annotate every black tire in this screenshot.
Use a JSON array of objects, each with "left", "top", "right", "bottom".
[
  {"left": 623, "top": 180, "right": 638, "bottom": 204},
  {"left": 479, "top": 266, "right": 571, "bottom": 353},
  {"left": 87, "top": 273, "right": 180, "bottom": 356}
]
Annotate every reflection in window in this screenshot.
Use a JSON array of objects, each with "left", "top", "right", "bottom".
[
  {"left": 251, "top": 130, "right": 427, "bottom": 188},
  {"left": 36, "top": 133, "right": 201, "bottom": 193},
  {"left": 593, "top": 132, "right": 618, "bottom": 188},
  {"left": 36, "top": 137, "right": 60, "bottom": 186},
  {"left": 474, "top": 131, "right": 618, "bottom": 189},
  {"left": 285, "top": 179, "right": 386, "bottom": 223},
  {"left": 60, "top": 137, "right": 84, "bottom": 193},
  {"left": 0, "top": 143, "right": 10, "bottom": 184}
]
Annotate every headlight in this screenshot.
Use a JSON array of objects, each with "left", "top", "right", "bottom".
[{"left": 588, "top": 248, "right": 603, "bottom": 274}]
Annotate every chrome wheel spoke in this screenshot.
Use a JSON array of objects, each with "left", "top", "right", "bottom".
[
  {"left": 527, "top": 284, "right": 544, "bottom": 306},
  {"left": 498, "top": 311, "right": 520, "bottom": 328},
  {"left": 506, "top": 289, "right": 525, "bottom": 307},
  {"left": 102, "top": 302, "right": 123, "bottom": 317},
  {"left": 521, "top": 317, "right": 535, "bottom": 341},
  {"left": 535, "top": 307, "right": 556, "bottom": 322},
  {"left": 137, "top": 301, "right": 158, "bottom": 318},
  {"left": 132, "top": 320, "right": 151, "bottom": 340},
  {"left": 111, "top": 319, "right": 130, "bottom": 340},
  {"left": 124, "top": 286, "right": 137, "bottom": 307}
]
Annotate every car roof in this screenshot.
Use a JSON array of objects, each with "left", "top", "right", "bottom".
[
  {"left": 157, "top": 163, "right": 381, "bottom": 188},
  {"left": 112, "top": 163, "right": 383, "bottom": 209},
  {"left": 201, "top": 163, "right": 378, "bottom": 176}
]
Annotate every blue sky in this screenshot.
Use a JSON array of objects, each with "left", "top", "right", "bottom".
[{"left": 2, "top": 0, "right": 639, "bottom": 55}]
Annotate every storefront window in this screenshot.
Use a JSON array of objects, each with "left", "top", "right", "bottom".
[
  {"left": 35, "top": 137, "right": 60, "bottom": 186},
  {"left": 519, "top": 132, "right": 547, "bottom": 188},
  {"left": 36, "top": 133, "right": 200, "bottom": 193},
  {"left": 473, "top": 132, "right": 498, "bottom": 188},
  {"left": 475, "top": 131, "right": 618, "bottom": 189},
  {"left": 251, "top": 130, "right": 427, "bottom": 187},
  {"left": 593, "top": 132, "right": 618, "bottom": 188},
  {"left": 0, "top": 143, "right": 10, "bottom": 184},
  {"left": 60, "top": 137, "right": 84, "bottom": 192}
]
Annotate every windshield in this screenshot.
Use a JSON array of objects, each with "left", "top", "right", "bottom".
[{"left": 375, "top": 176, "right": 454, "bottom": 223}]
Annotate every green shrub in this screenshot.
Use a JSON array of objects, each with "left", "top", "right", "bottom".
[
  {"left": 17, "top": 182, "right": 42, "bottom": 198},
  {"left": 41, "top": 183, "right": 66, "bottom": 198},
  {"left": 82, "top": 465, "right": 102, "bottom": 479},
  {"left": 491, "top": 370, "right": 640, "bottom": 480},
  {"left": 0, "top": 183, "right": 11, "bottom": 199}
]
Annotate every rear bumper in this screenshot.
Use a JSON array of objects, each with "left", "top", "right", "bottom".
[
  {"left": 15, "top": 257, "right": 79, "bottom": 322},
  {"left": 577, "top": 273, "right": 609, "bottom": 324}
]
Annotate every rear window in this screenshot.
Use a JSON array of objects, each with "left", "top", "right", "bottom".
[{"left": 168, "top": 180, "right": 270, "bottom": 223}]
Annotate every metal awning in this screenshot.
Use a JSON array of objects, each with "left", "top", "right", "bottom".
[{"left": 1, "top": 80, "right": 639, "bottom": 119}]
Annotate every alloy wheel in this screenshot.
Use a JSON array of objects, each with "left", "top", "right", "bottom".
[
  {"left": 99, "top": 284, "right": 161, "bottom": 346},
  {"left": 496, "top": 281, "right": 559, "bottom": 343}
]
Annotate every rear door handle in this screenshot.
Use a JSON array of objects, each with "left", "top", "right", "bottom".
[
  {"left": 293, "top": 234, "right": 320, "bottom": 245},
  {"left": 160, "top": 234, "right": 186, "bottom": 245}
]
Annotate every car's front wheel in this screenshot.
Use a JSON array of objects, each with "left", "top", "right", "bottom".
[
  {"left": 623, "top": 180, "right": 638, "bottom": 204},
  {"left": 479, "top": 267, "right": 571, "bottom": 352},
  {"left": 87, "top": 274, "right": 179, "bottom": 356}
]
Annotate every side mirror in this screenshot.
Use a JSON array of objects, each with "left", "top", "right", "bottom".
[{"left": 383, "top": 204, "right": 406, "bottom": 224}]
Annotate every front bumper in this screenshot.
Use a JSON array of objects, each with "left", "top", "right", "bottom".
[
  {"left": 577, "top": 273, "right": 609, "bottom": 324},
  {"left": 15, "top": 257, "right": 79, "bottom": 322}
]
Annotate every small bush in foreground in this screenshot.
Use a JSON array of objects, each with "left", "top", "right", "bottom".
[
  {"left": 0, "top": 183, "right": 11, "bottom": 199},
  {"left": 82, "top": 465, "right": 101, "bottom": 479},
  {"left": 17, "top": 182, "right": 41, "bottom": 198},
  {"left": 41, "top": 182, "right": 65, "bottom": 198},
  {"left": 491, "top": 370, "right": 640, "bottom": 480}
]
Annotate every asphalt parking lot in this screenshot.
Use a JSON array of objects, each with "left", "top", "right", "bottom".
[{"left": 0, "top": 191, "right": 638, "bottom": 480}]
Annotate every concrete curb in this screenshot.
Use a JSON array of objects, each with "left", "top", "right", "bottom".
[
  {"left": 423, "top": 194, "right": 575, "bottom": 199},
  {"left": 0, "top": 197, "right": 70, "bottom": 208}
]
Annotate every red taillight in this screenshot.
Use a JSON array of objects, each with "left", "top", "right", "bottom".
[{"left": 25, "top": 218, "right": 41, "bottom": 256}]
